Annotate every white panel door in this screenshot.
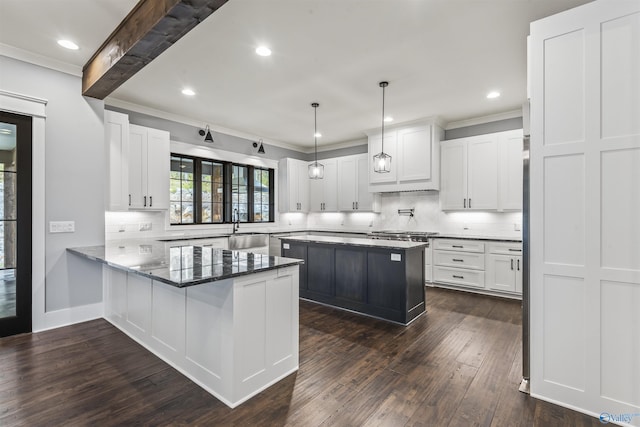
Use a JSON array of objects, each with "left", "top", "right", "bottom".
[
  {"left": 397, "top": 125, "right": 431, "bottom": 182},
  {"left": 296, "top": 161, "right": 309, "bottom": 212},
  {"left": 322, "top": 158, "right": 338, "bottom": 211},
  {"left": 355, "top": 154, "right": 375, "bottom": 211},
  {"left": 128, "top": 125, "right": 146, "bottom": 209},
  {"left": 104, "top": 110, "right": 130, "bottom": 211},
  {"left": 308, "top": 168, "right": 324, "bottom": 212},
  {"left": 337, "top": 156, "right": 357, "bottom": 211},
  {"left": 368, "top": 132, "right": 397, "bottom": 184},
  {"left": 530, "top": 1, "right": 640, "bottom": 418},
  {"left": 498, "top": 130, "right": 524, "bottom": 211},
  {"left": 467, "top": 135, "right": 498, "bottom": 210},
  {"left": 440, "top": 140, "right": 466, "bottom": 210},
  {"left": 146, "top": 128, "right": 170, "bottom": 210}
]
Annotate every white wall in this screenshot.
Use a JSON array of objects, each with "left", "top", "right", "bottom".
[{"left": 0, "top": 56, "right": 105, "bottom": 317}]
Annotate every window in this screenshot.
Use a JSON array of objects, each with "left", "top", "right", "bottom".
[{"left": 170, "top": 154, "right": 274, "bottom": 225}]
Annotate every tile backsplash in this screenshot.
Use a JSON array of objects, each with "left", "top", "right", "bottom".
[{"left": 106, "top": 191, "right": 522, "bottom": 240}]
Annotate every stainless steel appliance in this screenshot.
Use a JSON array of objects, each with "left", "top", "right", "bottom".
[{"left": 520, "top": 100, "right": 531, "bottom": 394}]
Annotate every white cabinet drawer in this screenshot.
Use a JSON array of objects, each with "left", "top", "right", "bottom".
[
  {"left": 433, "top": 250, "right": 485, "bottom": 270},
  {"left": 433, "top": 266, "right": 485, "bottom": 288},
  {"left": 433, "top": 239, "right": 485, "bottom": 253},
  {"left": 487, "top": 241, "right": 522, "bottom": 255}
]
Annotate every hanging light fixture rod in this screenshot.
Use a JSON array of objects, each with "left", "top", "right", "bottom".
[
  {"left": 308, "top": 102, "right": 324, "bottom": 179},
  {"left": 373, "top": 81, "right": 392, "bottom": 173}
]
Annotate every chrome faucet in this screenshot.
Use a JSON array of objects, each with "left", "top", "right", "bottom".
[{"left": 233, "top": 208, "right": 240, "bottom": 233}]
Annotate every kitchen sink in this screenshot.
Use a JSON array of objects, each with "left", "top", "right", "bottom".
[{"left": 228, "top": 233, "right": 269, "bottom": 250}]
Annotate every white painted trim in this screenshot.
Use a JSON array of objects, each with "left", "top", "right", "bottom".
[
  {"left": 171, "top": 140, "right": 279, "bottom": 169},
  {"left": 0, "top": 90, "right": 47, "bottom": 117},
  {"left": 444, "top": 109, "right": 522, "bottom": 130},
  {"left": 32, "top": 303, "right": 104, "bottom": 333},
  {"left": 363, "top": 116, "right": 443, "bottom": 137},
  {"left": 106, "top": 97, "right": 304, "bottom": 152},
  {"left": 0, "top": 44, "right": 82, "bottom": 77},
  {"left": 315, "top": 137, "right": 368, "bottom": 153}
]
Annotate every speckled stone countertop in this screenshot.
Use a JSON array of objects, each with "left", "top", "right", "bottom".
[
  {"left": 68, "top": 240, "right": 303, "bottom": 288},
  {"left": 279, "top": 235, "right": 429, "bottom": 249}
]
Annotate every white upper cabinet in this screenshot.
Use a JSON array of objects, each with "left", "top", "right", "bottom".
[
  {"left": 278, "top": 158, "right": 309, "bottom": 212},
  {"left": 368, "top": 121, "right": 442, "bottom": 192},
  {"left": 497, "top": 129, "right": 524, "bottom": 211},
  {"left": 441, "top": 129, "right": 522, "bottom": 211},
  {"left": 337, "top": 153, "right": 379, "bottom": 212},
  {"left": 128, "top": 124, "right": 170, "bottom": 210},
  {"left": 105, "top": 110, "right": 130, "bottom": 211},
  {"left": 309, "top": 158, "right": 338, "bottom": 212}
]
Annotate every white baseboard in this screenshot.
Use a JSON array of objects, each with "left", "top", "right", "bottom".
[{"left": 32, "top": 302, "right": 104, "bottom": 333}]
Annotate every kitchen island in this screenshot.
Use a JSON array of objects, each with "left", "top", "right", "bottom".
[
  {"left": 280, "top": 235, "right": 427, "bottom": 325},
  {"left": 68, "top": 241, "right": 302, "bottom": 408}
]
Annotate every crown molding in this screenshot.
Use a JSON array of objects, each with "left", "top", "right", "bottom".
[
  {"left": 0, "top": 43, "right": 82, "bottom": 77},
  {"left": 444, "top": 109, "right": 522, "bottom": 130}
]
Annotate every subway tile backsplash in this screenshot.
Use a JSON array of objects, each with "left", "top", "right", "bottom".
[{"left": 106, "top": 191, "right": 522, "bottom": 240}]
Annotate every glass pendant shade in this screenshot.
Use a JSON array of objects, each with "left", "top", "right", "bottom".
[
  {"left": 308, "top": 161, "right": 324, "bottom": 179},
  {"left": 373, "top": 81, "right": 392, "bottom": 174},
  {"left": 373, "top": 151, "right": 392, "bottom": 173}
]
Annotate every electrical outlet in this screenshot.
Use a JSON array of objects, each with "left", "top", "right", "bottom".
[
  {"left": 139, "top": 222, "right": 152, "bottom": 231},
  {"left": 118, "top": 224, "right": 126, "bottom": 233},
  {"left": 463, "top": 223, "right": 470, "bottom": 231},
  {"left": 514, "top": 223, "right": 521, "bottom": 231},
  {"left": 49, "top": 221, "right": 75, "bottom": 233}
]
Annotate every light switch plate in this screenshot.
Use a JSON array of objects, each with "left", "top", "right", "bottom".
[{"left": 49, "top": 221, "right": 75, "bottom": 233}]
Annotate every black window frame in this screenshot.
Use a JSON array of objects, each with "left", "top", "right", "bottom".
[{"left": 170, "top": 153, "right": 274, "bottom": 226}]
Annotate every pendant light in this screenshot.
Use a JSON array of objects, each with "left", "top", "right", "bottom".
[
  {"left": 373, "top": 81, "right": 392, "bottom": 173},
  {"left": 308, "top": 102, "right": 324, "bottom": 179}
]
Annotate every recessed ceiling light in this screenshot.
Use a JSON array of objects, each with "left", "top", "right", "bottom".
[
  {"left": 486, "top": 91, "right": 501, "bottom": 99},
  {"left": 384, "top": 116, "right": 394, "bottom": 123},
  {"left": 314, "top": 132, "right": 322, "bottom": 138},
  {"left": 57, "top": 39, "right": 79, "bottom": 50},
  {"left": 181, "top": 88, "right": 196, "bottom": 96},
  {"left": 255, "top": 46, "right": 272, "bottom": 57}
]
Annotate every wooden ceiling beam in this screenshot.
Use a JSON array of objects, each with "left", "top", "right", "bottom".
[{"left": 82, "top": 0, "right": 228, "bottom": 99}]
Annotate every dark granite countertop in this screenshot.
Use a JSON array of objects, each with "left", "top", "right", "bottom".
[
  {"left": 280, "top": 235, "right": 429, "bottom": 249},
  {"left": 68, "top": 241, "right": 303, "bottom": 288}
]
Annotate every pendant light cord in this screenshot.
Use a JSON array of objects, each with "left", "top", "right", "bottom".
[
  {"left": 314, "top": 105, "right": 318, "bottom": 163},
  {"left": 380, "top": 81, "right": 388, "bottom": 153}
]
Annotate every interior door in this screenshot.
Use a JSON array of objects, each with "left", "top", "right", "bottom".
[{"left": 0, "top": 111, "right": 32, "bottom": 337}]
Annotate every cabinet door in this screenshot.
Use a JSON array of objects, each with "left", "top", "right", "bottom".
[
  {"left": 514, "top": 256, "right": 523, "bottom": 293},
  {"left": 440, "top": 140, "right": 466, "bottom": 210},
  {"left": 105, "top": 111, "right": 130, "bottom": 211},
  {"left": 337, "top": 156, "right": 358, "bottom": 211},
  {"left": 128, "top": 124, "right": 146, "bottom": 209},
  {"left": 322, "top": 159, "right": 338, "bottom": 211},
  {"left": 355, "top": 154, "right": 375, "bottom": 211},
  {"left": 287, "top": 159, "right": 301, "bottom": 211},
  {"left": 296, "top": 161, "right": 309, "bottom": 212},
  {"left": 308, "top": 166, "right": 324, "bottom": 212},
  {"left": 146, "top": 128, "right": 170, "bottom": 210},
  {"left": 368, "top": 132, "right": 397, "bottom": 184},
  {"left": 487, "top": 254, "right": 516, "bottom": 292},
  {"left": 498, "top": 130, "right": 524, "bottom": 211},
  {"left": 398, "top": 125, "right": 431, "bottom": 182},
  {"left": 467, "top": 135, "right": 498, "bottom": 210}
]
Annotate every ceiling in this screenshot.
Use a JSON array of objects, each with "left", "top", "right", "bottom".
[{"left": 0, "top": 0, "right": 593, "bottom": 150}]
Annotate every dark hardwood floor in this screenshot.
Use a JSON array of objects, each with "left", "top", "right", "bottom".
[{"left": 0, "top": 287, "right": 600, "bottom": 426}]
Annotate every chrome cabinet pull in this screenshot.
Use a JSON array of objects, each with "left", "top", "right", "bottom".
[
  {"left": 150, "top": 196, "right": 152, "bottom": 207},
  {"left": 469, "top": 198, "right": 472, "bottom": 208},
  {"left": 129, "top": 194, "right": 131, "bottom": 206},
  {"left": 453, "top": 275, "right": 464, "bottom": 279},
  {"left": 144, "top": 196, "right": 147, "bottom": 207},
  {"left": 452, "top": 245, "right": 463, "bottom": 248},
  {"left": 464, "top": 198, "right": 466, "bottom": 208},
  {"left": 509, "top": 248, "right": 522, "bottom": 252},
  {"left": 452, "top": 259, "right": 464, "bottom": 262},
  {"left": 511, "top": 259, "right": 514, "bottom": 270},
  {"left": 356, "top": 202, "right": 359, "bottom": 210},
  {"left": 517, "top": 259, "right": 520, "bottom": 271}
]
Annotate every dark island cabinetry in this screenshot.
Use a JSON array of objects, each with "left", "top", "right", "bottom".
[{"left": 281, "top": 237, "right": 426, "bottom": 325}]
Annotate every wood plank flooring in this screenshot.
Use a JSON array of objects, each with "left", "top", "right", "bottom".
[{"left": 0, "top": 288, "right": 601, "bottom": 426}]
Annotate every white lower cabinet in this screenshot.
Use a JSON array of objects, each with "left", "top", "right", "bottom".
[
  {"left": 103, "top": 265, "right": 300, "bottom": 408},
  {"left": 486, "top": 242, "right": 523, "bottom": 294},
  {"left": 432, "top": 238, "right": 522, "bottom": 298}
]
